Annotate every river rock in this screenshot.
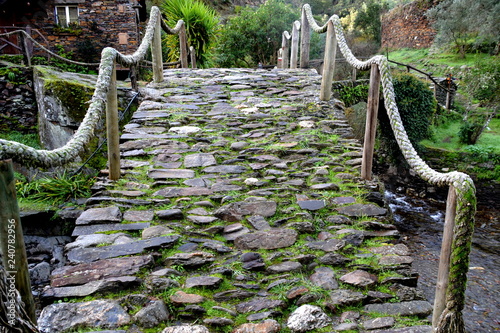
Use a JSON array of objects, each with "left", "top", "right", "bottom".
[
  {"left": 287, "top": 304, "right": 331, "bottom": 332},
  {"left": 234, "top": 228, "right": 297, "bottom": 250},
  {"left": 38, "top": 300, "right": 130, "bottom": 333}
]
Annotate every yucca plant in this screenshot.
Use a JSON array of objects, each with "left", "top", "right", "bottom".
[{"left": 161, "top": 0, "right": 219, "bottom": 68}]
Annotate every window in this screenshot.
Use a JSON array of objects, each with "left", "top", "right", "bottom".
[{"left": 55, "top": 6, "right": 79, "bottom": 27}]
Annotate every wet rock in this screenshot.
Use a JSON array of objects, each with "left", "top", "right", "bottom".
[
  {"left": 233, "top": 319, "right": 281, "bottom": 333},
  {"left": 340, "top": 269, "right": 378, "bottom": 287},
  {"left": 38, "top": 300, "right": 130, "bottom": 333},
  {"left": 287, "top": 304, "right": 331, "bottom": 332},
  {"left": 133, "top": 300, "right": 169, "bottom": 328},
  {"left": 76, "top": 206, "right": 122, "bottom": 225},
  {"left": 364, "top": 301, "right": 433, "bottom": 317},
  {"left": 234, "top": 228, "right": 297, "bottom": 250},
  {"left": 309, "top": 266, "right": 338, "bottom": 290}
]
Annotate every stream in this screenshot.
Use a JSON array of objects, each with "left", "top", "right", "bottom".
[{"left": 385, "top": 187, "right": 500, "bottom": 332}]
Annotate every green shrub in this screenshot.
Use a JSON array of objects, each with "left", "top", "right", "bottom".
[
  {"left": 378, "top": 71, "right": 437, "bottom": 162},
  {"left": 336, "top": 83, "right": 369, "bottom": 107},
  {"left": 161, "top": 0, "right": 219, "bottom": 68},
  {"left": 215, "top": 0, "right": 297, "bottom": 67}
]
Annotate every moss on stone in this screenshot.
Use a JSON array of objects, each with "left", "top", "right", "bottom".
[{"left": 44, "top": 80, "right": 94, "bottom": 121}]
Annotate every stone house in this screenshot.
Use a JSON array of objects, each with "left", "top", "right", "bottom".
[{"left": 0, "top": 0, "right": 148, "bottom": 63}]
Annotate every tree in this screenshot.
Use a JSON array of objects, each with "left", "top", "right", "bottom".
[
  {"left": 353, "top": 0, "right": 387, "bottom": 45},
  {"left": 427, "top": 0, "right": 500, "bottom": 57},
  {"left": 215, "top": 0, "right": 298, "bottom": 67}
]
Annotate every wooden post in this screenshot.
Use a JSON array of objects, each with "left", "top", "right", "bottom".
[
  {"left": 351, "top": 67, "right": 357, "bottom": 82},
  {"left": 179, "top": 23, "right": 188, "bottom": 68},
  {"left": 130, "top": 64, "right": 138, "bottom": 91},
  {"left": 290, "top": 21, "right": 300, "bottom": 69},
  {"left": 189, "top": 46, "right": 197, "bottom": 69},
  {"left": 106, "top": 62, "right": 120, "bottom": 181},
  {"left": 19, "top": 31, "right": 31, "bottom": 67},
  {"left": 151, "top": 11, "right": 163, "bottom": 83},
  {"left": 0, "top": 160, "right": 37, "bottom": 323},
  {"left": 361, "top": 63, "right": 380, "bottom": 180},
  {"left": 432, "top": 186, "right": 457, "bottom": 329},
  {"left": 300, "top": 6, "right": 310, "bottom": 69},
  {"left": 320, "top": 20, "right": 337, "bottom": 101},
  {"left": 281, "top": 32, "right": 290, "bottom": 70}
]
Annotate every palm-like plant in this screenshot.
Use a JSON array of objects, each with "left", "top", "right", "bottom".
[{"left": 161, "top": 0, "right": 219, "bottom": 68}]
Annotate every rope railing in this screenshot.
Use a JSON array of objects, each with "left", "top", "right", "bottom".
[{"left": 280, "top": 4, "right": 476, "bottom": 332}]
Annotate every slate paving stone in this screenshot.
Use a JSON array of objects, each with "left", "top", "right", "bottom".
[
  {"left": 72, "top": 223, "right": 151, "bottom": 237},
  {"left": 67, "top": 236, "right": 180, "bottom": 264},
  {"left": 75, "top": 206, "right": 122, "bottom": 225},
  {"left": 148, "top": 169, "right": 195, "bottom": 179}
]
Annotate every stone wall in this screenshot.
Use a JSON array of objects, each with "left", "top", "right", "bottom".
[
  {"left": 0, "top": 66, "right": 38, "bottom": 133},
  {"left": 28, "top": 0, "right": 139, "bottom": 62},
  {"left": 381, "top": 0, "right": 437, "bottom": 50}
]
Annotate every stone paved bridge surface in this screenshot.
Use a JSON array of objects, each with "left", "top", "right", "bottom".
[{"left": 36, "top": 68, "right": 433, "bottom": 333}]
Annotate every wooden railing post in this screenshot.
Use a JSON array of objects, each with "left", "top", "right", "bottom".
[
  {"left": 290, "top": 21, "right": 300, "bottom": 69},
  {"left": 361, "top": 63, "right": 380, "bottom": 180},
  {"left": 106, "top": 61, "right": 120, "bottom": 181},
  {"left": 432, "top": 186, "right": 457, "bottom": 329},
  {"left": 179, "top": 23, "right": 188, "bottom": 68},
  {"left": 300, "top": 7, "right": 310, "bottom": 69},
  {"left": 281, "top": 33, "right": 290, "bottom": 70},
  {"left": 320, "top": 20, "right": 337, "bottom": 101},
  {"left": 0, "top": 159, "right": 37, "bottom": 323},
  {"left": 189, "top": 46, "right": 197, "bottom": 69},
  {"left": 151, "top": 11, "right": 164, "bottom": 83}
]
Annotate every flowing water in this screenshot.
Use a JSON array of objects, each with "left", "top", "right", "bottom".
[{"left": 385, "top": 189, "right": 500, "bottom": 332}]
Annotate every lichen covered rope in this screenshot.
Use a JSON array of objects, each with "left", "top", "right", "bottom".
[
  {"left": 302, "top": 4, "right": 475, "bottom": 331},
  {"left": 0, "top": 6, "right": 164, "bottom": 167}
]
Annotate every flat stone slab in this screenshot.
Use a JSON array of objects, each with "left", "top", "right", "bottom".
[
  {"left": 364, "top": 301, "right": 433, "bottom": 317},
  {"left": 337, "top": 203, "right": 387, "bottom": 217},
  {"left": 153, "top": 187, "right": 214, "bottom": 198},
  {"left": 51, "top": 256, "right": 153, "bottom": 287},
  {"left": 67, "top": 235, "right": 180, "bottom": 264},
  {"left": 72, "top": 223, "right": 151, "bottom": 237},
  {"left": 184, "top": 153, "right": 217, "bottom": 167},
  {"left": 43, "top": 276, "right": 141, "bottom": 298},
  {"left": 76, "top": 206, "right": 122, "bottom": 225},
  {"left": 149, "top": 169, "right": 195, "bottom": 179},
  {"left": 203, "top": 165, "right": 248, "bottom": 174},
  {"left": 214, "top": 201, "right": 277, "bottom": 221},
  {"left": 234, "top": 229, "right": 297, "bottom": 250}
]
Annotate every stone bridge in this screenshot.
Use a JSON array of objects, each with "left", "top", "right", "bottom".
[{"left": 34, "top": 68, "right": 433, "bottom": 333}]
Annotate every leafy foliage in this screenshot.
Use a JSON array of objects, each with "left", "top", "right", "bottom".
[
  {"left": 353, "top": 0, "right": 387, "bottom": 44},
  {"left": 378, "top": 72, "right": 437, "bottom": 161},
  {"left": 336, "top": 83, "right": 369, "bottom": 107},
  {"left": 161, "top": 0, "right": 219, "bottom": 68},
  {"left": 215, "top": 0, "right": 298, "bottom": 67},
  {"left": 427, "top": 0, "right": 500, "bottom": 57}
]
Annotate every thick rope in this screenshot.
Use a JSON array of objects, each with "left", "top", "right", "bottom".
[
  {"left": 0, "top": 6, "right": 166, "bottom": 167},
  {"left": 302, "top": 4, "right": 475, "bottom": 332}
]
